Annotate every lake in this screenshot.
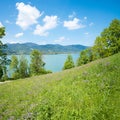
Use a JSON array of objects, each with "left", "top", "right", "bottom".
[
  {"left": 43, "top": 53, "right": 79, "bottom": 72},
  {"left": 8, "top": 53, "right": 79, "bottom": 73}
]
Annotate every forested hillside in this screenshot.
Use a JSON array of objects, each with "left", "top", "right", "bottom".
[{"left": 6, "top": 43, "right": 87, "bottom": 54}]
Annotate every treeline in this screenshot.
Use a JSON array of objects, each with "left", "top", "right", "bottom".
[
  {"left": 63, "top": 19, "right": 120, "bottom": 69},
  {"left": 9, "top": 50, "right": 52, "bottom": 80},
  {"left": 0, "top": 49, "right": 51, "bottom": 81},
  {"left": 0, "top": 19, "right": 120, "bottom": 81},
  {"left": 0, "top": 26, "right": 51, "bottom": 81},
  {"left": 0, "top": 27, "right": 11, "bottom": 81}
]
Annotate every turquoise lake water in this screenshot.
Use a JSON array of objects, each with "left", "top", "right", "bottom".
[
  {"left": 8, "top": 53, "right": 79, "bottom": 73},
  {"left": 43, "top": 53, "right": 79, "bottom": 72}
]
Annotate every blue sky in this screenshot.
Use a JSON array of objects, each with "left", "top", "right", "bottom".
[{"left": 0, "top": 0, "right": 120, "bottom": 46}]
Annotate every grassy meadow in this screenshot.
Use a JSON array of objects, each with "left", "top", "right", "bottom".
[{"left": 0, "top": 53, "right": 120, "bottom": 120}]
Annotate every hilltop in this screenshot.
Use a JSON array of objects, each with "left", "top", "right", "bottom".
[
  {"left": 0, "top": 53, "right": 120, "bottom": 119},
  {"left": 6, "top": 43, "right": 88, "bottom": 55}
]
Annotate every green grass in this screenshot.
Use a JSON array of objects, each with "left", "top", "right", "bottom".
[{"left": 0, "top": 53, "right": 120, "bottom": 120}]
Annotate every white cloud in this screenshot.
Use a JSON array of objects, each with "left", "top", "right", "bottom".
[
  {"left": 0, "top": 22, "right": 3, "bottom": 27},
  {"left": 89, "top": 22, "right": 94, "bottom": 26},
  {"left": 15, "top": 32, "right": 24, "bottom": 38},
  {"left": 16, "top": 2, "right": 42, "bottom": 30},
  {"left": 34, "top": 15, "right": 58, "bottom": 36},
  {"left": 64, "top": 18, "right": 85, "bottom": 30},
  {"left": 34, "top": 24, "right": 48, "bottom": 36},
  {"left": 54, "top": 36, "right": 65, "bottom": 43}
]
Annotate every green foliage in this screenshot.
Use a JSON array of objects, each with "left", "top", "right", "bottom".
[
  {"left": 63, "top": 54, "right": 75, "bottom": 70},
  {"left": 94, "top": 36, "right": 107, "bottom": 58},
  {"left": 95, "top": 19, "right": 120, "bottom": 57},
  {"left": 0, "top": 65, "right": 3, "bottom": 80},
  {"left": 10, "top": 52, "right": 50, "bottom": 80},
  {"left": 77, "top": 47, "right": 95, "bottom": 66},
  {"left": 11, "top": 72, "right": 20, "bottom": 80},
  {"left": 10, "top": 55, "right": 29, "bottom": 79},
  {"left": 6, "top": 43, "right": 87, "bottom": 55},
  {"left": 0, "top": 53, "right": 120, "bottom": 119},
  {"left": 107, "top": 19, "right": 120, "bottom": 54},
  {"left": 19, "top": 55, "right": 29, "bottom": 78},
  {"left": 77, "top": 50, "right": 89, "bottom": 66},
  {"left": 30, "top": 50, "right": 45, "bottom": 75},
  {"left": 10, "top": 55, "right": 19, "bottom": 71},
  {"left": 10, "top": 55, "right": 19, "bottom": 79},
  {"left": 0, "top": 27, "right": 10, "bottom": 81},
  {"left": 77, "top": 19, "right": 120, "bottom": 66},
  {"left": 2, "top": 74, "right": 9, "bottom": 81},
  {"left": 45, "top": 70, "right": 52, "bottom": 74},
  {"left": 0, "top": 27, "right": 5, "bottom": 38},
  {"left": 0, "top": 27, "right": 6, "bottom": 58},
  {"left": 37, "top": 68, "right": 52, "bottom": 75}
]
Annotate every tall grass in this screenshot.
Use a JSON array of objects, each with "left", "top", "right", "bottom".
[{"left": 0, "top": 53, "right": 120, "bottom": 119}]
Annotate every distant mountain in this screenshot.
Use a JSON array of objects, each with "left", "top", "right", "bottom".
[{"left": 6, "top": 42, "right": 88, "bottom": 55}]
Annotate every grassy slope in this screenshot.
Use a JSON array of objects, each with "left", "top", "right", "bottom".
[{"left": 0, "top": 53, "right": 120, "bottom": 120}]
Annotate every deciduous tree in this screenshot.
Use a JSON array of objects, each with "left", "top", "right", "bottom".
[
  {"left": 0, "top": 26, "right": 10, "bottom": 81},
  {"left": 19, "top": 55, "right": 29, "bottom": 78},
  {"left": 77, "top": 19, "right": 120, "bottom": 67},
  {"left": 10, "top": 55, "right": 19, "bottom": 79},
  {"left": 63, "top": 55, "right": 75, "bottom": 70},
  {"left": 30, "top": 50, "right": 45, "bottom": 75}
]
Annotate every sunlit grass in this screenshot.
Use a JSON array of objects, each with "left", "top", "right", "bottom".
[{"left": 0, "top": 53, "right": 120, "bottom": 119}]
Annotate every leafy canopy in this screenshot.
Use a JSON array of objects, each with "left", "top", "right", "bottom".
[
  {"left": 0, "top": 26, "right": 11, "bottom": 80},
  {"left": 30, "top": 49, "right": 45, "bottom": 75},
  {"left": 77, "top": 19, "right": 120, "bottom": 66}
]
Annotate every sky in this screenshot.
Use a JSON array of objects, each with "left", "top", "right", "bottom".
[{"left": 0, "top": 0, "right": 120, "bottom": 46}]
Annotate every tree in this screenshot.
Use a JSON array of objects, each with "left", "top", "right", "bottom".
[
  {"left": 0, "top": 27, "right": 5, "bottom": 80},
  {"left": 77, "top": 50, "right": 89, "bottom": 66},
  {"left": 77, "top": 19, "right": 120, "bottom": 67},
  {"left": 95, "top": 19, "right": 120, "bottom": 56},
  {"left": 0, "top": 26, "right": 10, "bottom": 81},
  {"left": 10, "top": 55, "right": 19, "bottom": 71},
  {"left": 19, "top": 55, "right": 29, "bottom": 78},
  {"left": 10, "top": 55, "right": 29, "bottom": 79},
  {"left": 0, "top": 27, "right": 5, "bottom": 39},
  {"left": 93, "top": 36, "right": 108, "bottom": 58},
  {"left": 30, "top": 50, "right": 45, "bottom": 75},
  {"left": 10, "top": 55, "right": 19, "bottom": 79},
  {"left": 0, "top": 66, "right": 3, "bottom": 79},
  {"left": 63, "top": 54, "right": 75, "bottom": 70}
]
